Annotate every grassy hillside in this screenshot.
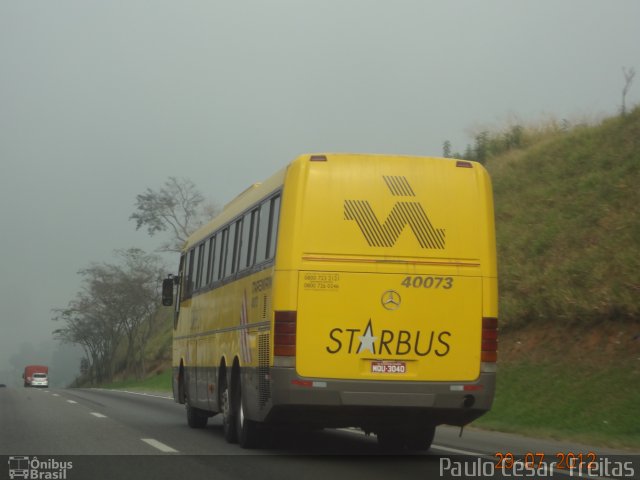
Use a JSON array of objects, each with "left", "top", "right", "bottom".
[
  {"left": 475, "top": 107, "right": 640, "bottom": 448},
  {"left": 488, "top": 108, "right": 640, "bottom": 327}
]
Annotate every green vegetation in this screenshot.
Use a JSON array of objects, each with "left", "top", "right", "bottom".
[
  {"left": 485, "top": 364, "right": 640, "bottom": 448},
  {"left": 475, "top": 350, "right": 640, "bottom": 449},
  {"left": 101, "top": 368, "right": 172, "bottom": 393},
  {"left": 470, "top": 107, "right": 640, "bottom": 449},
  {"left": 488, "top": 108, "right": 640, "bottom": 327}
]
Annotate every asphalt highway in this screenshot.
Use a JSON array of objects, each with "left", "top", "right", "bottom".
[{"left": 0, "top": 387, "right": 635, "bottom": 480}]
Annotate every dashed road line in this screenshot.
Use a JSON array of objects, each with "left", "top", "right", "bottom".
[
  {"left": 92, "top": 388, "right": 173, "bottom": 400},
  {"left": 141, "top": 438, "right": 178, "bottom": 453},
  {"left": 90, "top": 412, "right": 107, "bottom": 418},
  {"left": 431, "top": 444, "right": 483, "bottom": 456},
  {"left": 67, "top": 400, "right": 78, "bottom": 404}
]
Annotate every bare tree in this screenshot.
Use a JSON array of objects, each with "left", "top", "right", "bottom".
[
  {"left": 130, "top": 177, "right": 216, "bottom": 252},
  {"left": 53, "top": 249, "right": 166, "bottom": 383},
  {"left": 53, "top": 293, "right": 121, "bottom": 384},
  {"left": 111, "top": 248, "right": 165, "bottom": 379},
  {"left": 621, "top": 66, "right": 636, "bottom": 116}
]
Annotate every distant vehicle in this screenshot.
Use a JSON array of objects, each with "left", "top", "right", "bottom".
[
  {"left": 0, "top": 383, "right": 6, "bottom": 388},
  {"left": 163, "top": 154, "right": 498, "bottom": 450},
  {"left": 30, "top": 373, "right": 49, "bottom": 388},
  {"left": 23, "top": 365, "right": 49, "bottom": 387}
]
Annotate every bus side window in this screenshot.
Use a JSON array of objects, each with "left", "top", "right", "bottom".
[
  {"left": 183, "top": 249, "right": 195, "bottom": 299},
  {"left": 223, "top": 223, "right": 238, "bottom": 277},
  {"left": 213, "top": 233, "right": 222, "bottom": 283},
  {"left": 238, "top": 211, "right": 255, "bottom": 271},
  {"left": 230, "top": 219, "right": 242, "bottom": 274},
  {"left": 220, "top": 227, "right": 231, "bottom": 279},
  {"left": 255, "top": 200, "right": 271, "bottom": 264},
  {"left": 205, "top": 236, "right": 215, "bottom": 285},
  {"left": 247, "top": 208, "right": 259, "bottom": 267},
  {"left": 194, "top": 243, "right": 204, "bottom": 291},
  {"left": 267, "top": 195, "right": 281, "bottom": 260}
]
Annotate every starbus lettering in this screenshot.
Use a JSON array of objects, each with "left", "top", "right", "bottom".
[{"left": 326, "top": 319, "right": 451, "bottom": 357}]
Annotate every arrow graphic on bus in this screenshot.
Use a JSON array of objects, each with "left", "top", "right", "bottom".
[{"left": 344, "top": 176, "right": 445, "bottom": 249}]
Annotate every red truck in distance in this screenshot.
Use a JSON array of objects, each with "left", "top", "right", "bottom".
[{"left": 23, "top": 365, "right": 49, "bottom": 387}]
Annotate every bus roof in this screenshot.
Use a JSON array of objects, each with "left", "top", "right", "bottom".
[{"left": 184, "top": 165, "right": 287, "bottom": 249}]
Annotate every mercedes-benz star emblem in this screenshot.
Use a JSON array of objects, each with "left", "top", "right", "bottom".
[{"left": 381, "top": 290, "right": 401, "bottom": 310}]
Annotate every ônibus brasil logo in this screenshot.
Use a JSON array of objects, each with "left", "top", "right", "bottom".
[{"left": 8, "top": 456, "right": 73, "bottom": 480}]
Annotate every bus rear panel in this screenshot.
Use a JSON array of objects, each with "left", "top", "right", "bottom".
[{"left": 268, "top": 154, "right": 497, "bottom": 438}]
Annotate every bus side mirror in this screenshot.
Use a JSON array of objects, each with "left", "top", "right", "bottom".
[{"left": 162, "top": 277, "right": 175, "bottom": 306}]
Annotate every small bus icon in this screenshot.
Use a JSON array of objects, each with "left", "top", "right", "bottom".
[{"left": 8, "top": 456, "right": 30, "bottom": 479}]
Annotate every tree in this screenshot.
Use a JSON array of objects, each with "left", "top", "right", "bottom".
[
  {"left": 53, "top": 249, "right": 166, "bottom": 383},
  {"left": 111, "top": 248, "right": 165, "bottom": 378},
  {"left": 442, "top": 140, "right": 452, "bottom": 158},
  {"left": 464, "top": 144, "right": 474, "bottom": 161},
  {"left": 130, "top": 177, "right": 216, "bottom": 252},
  {"left": 504, "top": 125, "right": 524, "bottom": 150},
  {"left": 53, "top": 293, "right": 119, "bottom": 384},
  {"left": 621, "top": 66, "right": 636, "bottom": 116},
  {"left": 474, "top": 131, "right": 490, "bottom": 164}
]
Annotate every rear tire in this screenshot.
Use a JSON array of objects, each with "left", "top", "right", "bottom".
[
  {"left": 235, "top": 379, "right": 261, "bottom": 449},
  {"left": 221, "top": 377, "right": 238, "bottom": 443}
]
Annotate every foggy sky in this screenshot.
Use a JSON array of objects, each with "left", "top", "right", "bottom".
[{"left": 1, "top": 1, "right": 639, "bottom": 378}]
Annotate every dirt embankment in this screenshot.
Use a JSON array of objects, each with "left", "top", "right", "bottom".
[{"left": 499, "top": 321, "right": 640, "bottom": 370}]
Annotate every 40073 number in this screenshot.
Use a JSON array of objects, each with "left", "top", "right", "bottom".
[{"left": 400, "top": 276, "right": 453, "bottom": 289}]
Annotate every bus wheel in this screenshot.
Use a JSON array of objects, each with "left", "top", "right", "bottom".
[
  {"left": 185, "top": 397, "right": 208, "bottom": 428},
  {"left": 221, "top": 378, "right": 238, "bottom": 443},
  {"left": 235, "top": 379, "right": 261, "bottom": 449}
]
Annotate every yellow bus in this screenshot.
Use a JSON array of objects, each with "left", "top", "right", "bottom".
[{"left": 162, "top": 153, "right": 498, "bottom": 450}]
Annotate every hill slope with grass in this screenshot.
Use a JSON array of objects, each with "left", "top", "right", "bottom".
[
  {"left": 474, "top": 107, "right": 640, "bottom": 448},
  {"left": 489, "top": 108, "right": 640, "bottom": 326}
]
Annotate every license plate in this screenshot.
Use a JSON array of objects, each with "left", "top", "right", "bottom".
[{"left": 370, "top": 361, "right": 406, "bottom": 374}]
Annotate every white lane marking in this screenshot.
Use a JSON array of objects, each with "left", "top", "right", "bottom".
[
  {"left": 52, "top": 394, "right": 60, "bottom": 397},
  {"left": 90, "top": 412, "right": 107, "bottom": 418},
  {"left": 120, "top": 390, "right": 173, "bottom": 400},
  {"left": 92, "top": 388, "right": 172, "bottom": 400},
  {"left": 67, "top": 400, "right": 78, "bottom": 404},
  {"left": 431, "top": 444, "right": 483, "bottom": 456},
  {"left": 141, "top": 438, "right": 178, "bottom": 453}
]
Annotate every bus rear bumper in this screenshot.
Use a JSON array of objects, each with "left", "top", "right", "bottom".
[{"left": 265, "top": 368, "right": 495, "bottom": 428}]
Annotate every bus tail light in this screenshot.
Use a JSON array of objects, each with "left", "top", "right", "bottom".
[
  {"left": 481, "top": 317, "right": 498, "bottom": 363},
  {"left": 274, "top": 310, "right": 297, "bottom": 356}
]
